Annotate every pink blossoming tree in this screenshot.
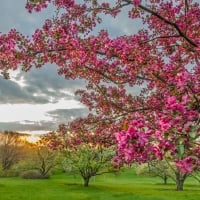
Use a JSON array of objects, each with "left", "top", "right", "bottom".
[{"left": 0, "top": 0, "right": 200, "bottom": 190}]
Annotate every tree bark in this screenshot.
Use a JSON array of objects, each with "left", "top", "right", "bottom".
[
  {"left": 176, "top": 179, "right": 184, "bottom": 191},
  {"left": 163, "top": 175, "right": 168, "bottom": 185},
  {"left": 83, "top": 177, "right": 90, "bottom": 187},
  {"left": 175, "top": 173, "right": 185, "bottom": 191}
]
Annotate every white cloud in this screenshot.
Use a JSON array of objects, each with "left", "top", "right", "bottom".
[
  {"left": 20, "top": 130, "right": 48, "bottom": 135},
  {"left": 0, "top": 98, "right": 84, "bottom": 123},
  {"left": 10, "top": 75, "right": 27, "bottom": 88}
]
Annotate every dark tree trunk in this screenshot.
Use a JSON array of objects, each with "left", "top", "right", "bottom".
[
  {"left": 176, "top": 179, "right": 184, "bottom": 191},
  {"left": 163, "top": 175, "right": 168, "bottom": 185},
  {"left": 83, "top": 177, "right": 90, "bottom": 187},
  {"left": 175, "top": 173, "right": 186, "bottom": 191}
]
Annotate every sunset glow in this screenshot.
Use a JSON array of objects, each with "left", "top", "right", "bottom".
[{"left": 26, "top": 135, "right": 41, "bottom": 143}]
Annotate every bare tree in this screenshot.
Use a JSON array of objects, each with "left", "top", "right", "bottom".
[
  {"left": 0, "top": 131, "right": 24, "bottom": 170},
  {"left": 34, "top": 144, "right": 58, "bottom": 178}
]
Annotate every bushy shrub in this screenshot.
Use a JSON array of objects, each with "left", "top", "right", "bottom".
[
  {"left": 0, "top": 165, "right": 20, "bottom": 177},
  {"left": 0, "top": 168, "right": 19, "bottom": 177},
  {"left": 0, "top": 160, "right": 38, "bottom": 178},
  {"left": 20, "top": 170, "right": 49, "bottom": 179}
]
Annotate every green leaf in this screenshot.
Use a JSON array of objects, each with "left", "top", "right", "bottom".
[
  {"left": 189, "top": 131, "right": 196, "bottom": 139},
  {"left": 178, "top": 145, "right": 184, "bottom": 155}
]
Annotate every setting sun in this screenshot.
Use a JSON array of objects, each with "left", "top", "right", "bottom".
[{"left": 26, "top": 135, "right": 41, "bottom": 143}]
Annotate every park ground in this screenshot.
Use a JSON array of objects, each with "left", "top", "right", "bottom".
[{"left": 0, "top": 169, "right": 199, "bottom": 200}]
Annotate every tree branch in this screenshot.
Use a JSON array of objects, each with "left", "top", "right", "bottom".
[
  {"left": 142, "top": 35, "right": 180, "bottom": 44},
  {"left": 138, "top": 4, "right": 198, "bottom": 47}
]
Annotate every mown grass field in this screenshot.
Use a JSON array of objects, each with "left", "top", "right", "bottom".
[{"left": 0, "top": 169, "right": 199, "bottom": 200}]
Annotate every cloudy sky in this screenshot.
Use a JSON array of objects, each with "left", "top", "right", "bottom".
[{"left": 0, "top": 0, "right": 140, "bottom": 134}]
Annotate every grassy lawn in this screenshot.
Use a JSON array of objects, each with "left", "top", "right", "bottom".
[{"left": 0, "top": 170, "right": 199, "bottom": 200}]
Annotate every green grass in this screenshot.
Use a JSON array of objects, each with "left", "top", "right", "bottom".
[{"left": 0, "top": 170, "right": 199, "bottom": 200}]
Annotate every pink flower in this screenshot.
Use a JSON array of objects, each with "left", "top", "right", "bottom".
[
  {"left": 133, "top": 0, "right": 141, "bottom": 6},
  {"left": 158, "top": 118, "right": 171, "bottom": 131},
  {"left": 175, "top": 157, "right": 193, "bottom": 173},
  {"left": 166, "top": 96, "right": 177, "bottom": 106}
]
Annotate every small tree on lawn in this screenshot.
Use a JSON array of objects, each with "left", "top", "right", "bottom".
[
  {"left": 48, "top": 124, "right": 116, "bottom": 187},
  {"left": 136, "top": 160, "right": 171, "bottom": 185},
  {"left": 136, "top": 158, "right": 194, "bottom": 186},
  {"left": 33, "top": 137, "right": 59, "bottom": 178},
  {"left": 35, "top": 146, "right": 57, "bottom": 178},
  {"left": 63, "top": 145, "right": 115, "bottom": 187}
]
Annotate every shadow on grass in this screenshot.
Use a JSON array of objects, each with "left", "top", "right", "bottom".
[
  {"left": 64, "top": 183, "right": 81, "bottom": 186},
  {"left": 152, "top": 184, "right": 200, "bottom": 192}
]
